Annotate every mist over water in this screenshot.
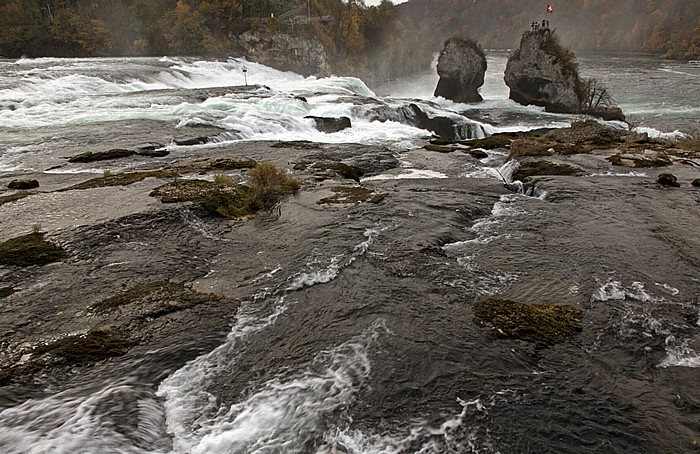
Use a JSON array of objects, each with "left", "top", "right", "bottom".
[{"left": 1, "top": 53, "right": 699, "bottom": 453}]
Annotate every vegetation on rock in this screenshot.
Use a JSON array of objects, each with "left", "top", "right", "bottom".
[
  {"left": 311, "top": 162, "right": 363, "bottom": 182},
  {"left": 151, "top": 162, "right": 299, "bottom": 217},
  {"left": 512, "top": 161, "right": 585, "bottom": 181},
  {"left": 0, "top": 233, "right": 65, "bottom": 266},
  {"left": 473, "top": 298, "right": 583, "bottom": 345}
]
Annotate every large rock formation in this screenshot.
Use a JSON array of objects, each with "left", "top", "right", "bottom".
[
  {"left": 434, "top": 37, "right": 486, "bottom": 103},
  {"left": 504, "top": 30, "right": 624, "bottom": 121},
  {"left": 234, "top": 30, "right": 331, "bottom": 76}
]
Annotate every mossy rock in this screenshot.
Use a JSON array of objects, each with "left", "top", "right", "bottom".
[
  {"left": 68, "top": 149, "right": 136, "bottom": 163},
  {"left": 677, "top": 138, "right": 700, "bottom": 153},
  {"left": 0, "top": 233, "right": 65, "bottom": 266},
  {"left": 64, "top": 170, "right": 178, "bottom": 191},
  {"left": 7, "top": 179, "right": 39, "bottom": 190},
  {"left": 466, "top": 134, "right": 514, "bottom": 150},
  {"left": 270, "top": 140, "right": 322, "bottom": 150},
  {"left": 0, "top": 286, "right": 15, "bottom": 298},
  {"left": 34, "top": 328, "right": 134, "bottom": 364},
  {"left": 473, "top": 298, "right": 583, "bottom": 345},
  {"left": 424, "top": 144, "right": 459, "bottom": 153},
  {"left": 512, "top": 160, "right": 584, "bottom": 181},
  {"left": 311, "top": 162, "right": 363, "bottom": 182},
  {"left": 607, "top": 153, "right": 672, "bottom": 168},
  {"left": 0, "top": 191, "right": 30, "bottom": 206},
  {"left": 318, "top": 186, "right": 386, "bottom": 205},
  {"left": 507, "top": 139, "right": 552, "bottom": 160},
  {"left": 691, "top": 178, "right": 700, "bottom": 187}
]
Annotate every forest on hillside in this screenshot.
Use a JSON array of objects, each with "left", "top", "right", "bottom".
[{"left": 0, "top": 0, "right": 698, "bottom": 80}]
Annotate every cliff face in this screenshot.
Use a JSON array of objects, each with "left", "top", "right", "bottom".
[
  {"left": 504, "top": 30, "right": 581, "bottom": 113},
  {"left": 434, "top": 37, "right": 486, "bottom": 103},
  {"left": 234, "top": 31, "right": 331, "bottom": 77}
]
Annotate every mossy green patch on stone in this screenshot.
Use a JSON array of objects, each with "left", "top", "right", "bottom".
[
  {"left": 64, "top": 170, "right": 178, "bottom": 191},
  {"left": 318, "top": 186, "right": 386, "bottom": 205},
  {"left": 467, "top": 134, "right": 514, "bottom": 150},
  {"left": 507, "top": 139, "right": 552, "bottom": 160},
  {"left": 34, "top": 328, "right": 134, "bottom": 364},
  {"left": 512, "top": 161, "right": 584, "bottom": 181},
  {"left": 473, "top": 298, "right": 583, "bottom": 345},
  {"left": 0, "top": 233, "right": 65, "bottom": 267}
]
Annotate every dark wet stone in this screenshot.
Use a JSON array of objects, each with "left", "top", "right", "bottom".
[
  {"left": 68, "top": 149, "right": 136, "bottom": 163},
  {"left": 691, "top": 178, "right": 700, "bottom": 187},
  {"left": 7, "top": 179, "right": 39, "bottom": 190},
  {"left": 174, "top": 137, "right": 209, "bottom": 146},
  {"left": 305, "top": 116, "right": 352, "bottom": 133},
  {"left": 656, "top": 173, "right": 680, "bottom": 187}
]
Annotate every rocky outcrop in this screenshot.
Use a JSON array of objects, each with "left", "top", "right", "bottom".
[
  {"left": 504, "top": 30, "right": 624, "bottom": 121},
  {"left": 434, "top": 37, "right": 486, "bottom": 103},
  {"left": 234, "top": 31, "right": 331, "bottom": 76},
  {"left": 305, "top": 116, "right": 351, "bottom": 133}
]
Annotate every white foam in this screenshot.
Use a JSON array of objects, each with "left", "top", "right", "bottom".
[
  {"left": 633, "top": 126, "right": 687, "bottom": 140},
  {"left": 591, "top": 280, "right": 666, "bottom": 303},
  {"left": 658, "top": 337, "right": 700, "bottom": 368},
  {"left": 362, "top": 169, "right": 448, "bottom": 181}
]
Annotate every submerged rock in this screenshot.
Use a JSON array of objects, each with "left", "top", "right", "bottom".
[
  {"left": 306, "top": 116, "right": 352, "bottom": 133},
  {"left": 473, "top": 298, "right": 583, "bottom": 345},
  {"left": 656, "top": 173, "right": 680, "bottom": 187},
  {"left": 434, "top": 37, "right": 486, "bottom": 103},
  {"left": 7, "top": 179, "right": 39, "bottom": 190},
  {"left": 68, "top": 148, "right": 135, "bottom": 163}
]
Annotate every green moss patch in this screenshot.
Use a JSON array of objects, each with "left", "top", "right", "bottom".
[
  {"left": 676, "top": 138, "right": 700, "bottom": 153},
  {"left": 0, "top": 233, "right": 65, "bottom": 267},
  {"left": 507, "top": 139, "right": 552, "bottom": 160},
  {"left": 318, "top": 186, "right": 386, "bottom": 205},
  {"left": 35, "top": 328, "right": 134, "bottom": 364},
  {"left": 512, "top": 161, "right": 584, "bottom": 181},
  {"left": 607, "top": 153, "right": 672, "bottom": 168},
  {"left": 473, "top": 298, "right": 583, "bottom": 345},
  {"left": 466, "top": 134, "right": 514, "bottom": 150},
  {"left": 152, "top": 162, "right": 300, "bottom": 217},
  {"left": 64, "top": 170, "right": 178, "bottom": 191}
]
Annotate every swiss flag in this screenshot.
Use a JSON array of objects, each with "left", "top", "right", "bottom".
[{"left": 547, "top": 4, "right": 553, "bottom": 13}]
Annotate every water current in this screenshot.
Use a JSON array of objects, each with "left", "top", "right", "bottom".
[{"left": 1, "top": 52, "right": 699, "bottom": 453}]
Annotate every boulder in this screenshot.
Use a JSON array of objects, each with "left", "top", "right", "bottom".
[
  {"left": 656, "top": 173, "right": 680, "bottom": 187},
  {"left": 7, "top": 179, "right": 39, "bottom": 190},
  {"left": 68, "top": 149, "right": 135, "bottom": 163},
  {"left": 434, "top": 37, "right": 486, "bottom": 103},
  {"left": 505, "top": 30, "right": 624, "bottom": 121},
  {"left": 305, "top": 116, "right": 352, "bottom": 133}
]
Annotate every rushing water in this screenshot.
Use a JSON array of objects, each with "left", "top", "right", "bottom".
[{"left": 1, "top": 53, "right": 699, "bottom": 453}]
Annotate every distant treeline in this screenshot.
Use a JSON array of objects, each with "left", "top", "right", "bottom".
[{"left": 1, "top": 0, "right": 697, "bottom": 78}]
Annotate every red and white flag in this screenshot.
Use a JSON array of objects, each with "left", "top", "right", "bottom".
[{"left": 547, "top": 4, "right": 553, "bottom": 13}]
